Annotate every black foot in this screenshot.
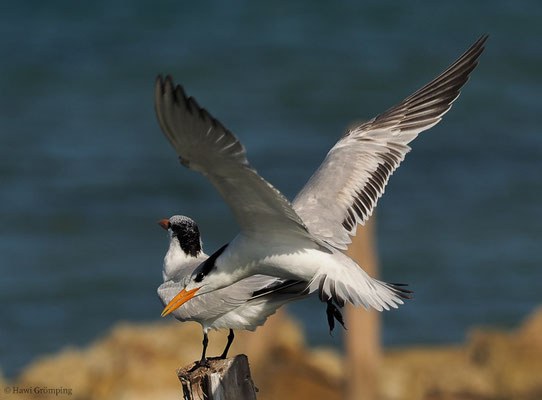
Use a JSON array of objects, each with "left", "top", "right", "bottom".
[
  {"left": 189, "top": 358, "right": 209, "bottom": 372},
  {"left": 326, "top": 299, "right": 347, "bottom": 336}
]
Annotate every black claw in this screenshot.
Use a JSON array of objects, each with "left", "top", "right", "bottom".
[
  {"left": 327, "top": 300, "right": 335, "bottom": 330},
  {"left": 189, "top": 358, "right": 209, "bottom": 372},
  {"left": 326, "top": 299, "right": 347, "bottom": 335},
  {"left": 326, "top": 301, "right": 335, "bottom": 335},
  {"left": 333, "top": 305, "right": 347, "bottom": 331}
]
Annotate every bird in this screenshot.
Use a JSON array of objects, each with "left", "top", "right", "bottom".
[
  {"left": 157, "top": 215, "right": 345, "bottom": 366},
  {"left": 156, "top": 36, "right": 487, "bottom": 320}
]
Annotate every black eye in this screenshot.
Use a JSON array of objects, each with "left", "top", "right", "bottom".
[
  {"left": 168, "top": 222, "right": 171, "bottom": 229},
  {"left": 195, "top": 272, "right": 205, "bottom": 283}
]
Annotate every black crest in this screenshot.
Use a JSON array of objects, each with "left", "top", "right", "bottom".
[{"left": 169, "top": 216, "right": 202, "bottom": 257}]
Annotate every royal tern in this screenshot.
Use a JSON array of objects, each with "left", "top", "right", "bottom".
[
  {"left": 157, "top": 215, "right": 344, "bottom": 365},
  {"left": 156, "top": 36, "right": 487, "bottom": 317}
]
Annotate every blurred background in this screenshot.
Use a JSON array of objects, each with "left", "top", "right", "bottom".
[{"left": 1, "top": 1, "right": 541, "bottom": 399}]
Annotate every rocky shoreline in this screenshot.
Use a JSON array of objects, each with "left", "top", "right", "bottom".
[{"left": 3, "top": 307, "right": 542, "bottom": 400}]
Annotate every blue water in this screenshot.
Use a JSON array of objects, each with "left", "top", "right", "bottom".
[{"left": 1, "top": 0, "right": 541, "bottom": 378}]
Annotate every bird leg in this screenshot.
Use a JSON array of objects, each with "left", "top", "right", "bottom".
[
  {"left": 326, "top": 299, "right": 346, "bottom": 336},
  {"left": 219, "top": 329, "right": 235, "bottom": 359},
  {"left": 189, "top": 332, "right": 210, "bottom": 371},
  {"left": 200, "top": 332, "right": 209, "bottom": 363}
]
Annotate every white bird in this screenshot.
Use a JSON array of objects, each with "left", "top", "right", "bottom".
[
  {"left": 156, "top": 36, "right": 486, "bottom": 319},
  {"left": 157, "top": 215, "right": 344, "bottom": 365}
]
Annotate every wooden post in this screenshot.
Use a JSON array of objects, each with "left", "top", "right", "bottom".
[
  {"left": 344, "top": 217, "right": 381, "bottom": 400},
  {"left": 177, "top": 354, "right": 257, "bottom": 400}
]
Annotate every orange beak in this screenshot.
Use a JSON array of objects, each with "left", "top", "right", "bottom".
[
  {"left": 158, "top": 219, "right": 169, "bottom": 230},
  {"left": 161, "top": 288, "right": 200, "bottom": 317}
]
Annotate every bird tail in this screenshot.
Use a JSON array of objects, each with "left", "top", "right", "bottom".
[{"left": 308, "top": 254, "right": 412, "bottom": 311}]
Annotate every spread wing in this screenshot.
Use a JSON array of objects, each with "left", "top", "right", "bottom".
[
  {"left": 154, "top": 76, "right": 310, "bottom": 240},
  {"left": 293, "top": 35, "right": 488, "bottom": 249}
]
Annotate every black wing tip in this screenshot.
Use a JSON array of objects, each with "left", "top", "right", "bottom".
[
  {"left": 401, "top": 34, "right": 489, "bottom": 117},
  {"left": 476, "top": 33, "right": 490, "bottom": 46},
  {"left": 160, "top": 75, "right": 174, "bottom": 92},
  {"left": 469, "top": 34, "right": 489, "bottom": 64},
  {"left": 155, "top": 74, "right": 223, "bottom": 127},
  {"left": 155, "top": 74, "right": 186, "bottom": 103},
  {"left": 452, "top": 34, "right": 489, "bottom": 74},
  {"left": 344, "top": 35, "right": 489, "bottom": 139},
  {"left": 154, "top": 74, "right": 165, "bottom": 97},
  {"left": 464, "top": 34, "right": 489, "bottom": 55}
]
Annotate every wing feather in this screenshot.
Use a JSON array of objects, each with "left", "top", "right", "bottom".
[
  {"left": 154, "top": 76, "right": 310, "bottom": 239},
  {"left": 293, "top": 35, "right": 488, "bottom": 249}
]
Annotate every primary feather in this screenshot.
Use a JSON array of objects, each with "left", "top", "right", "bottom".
[{"left": 293, "top": 35, "right": 488, "bottom": 249}]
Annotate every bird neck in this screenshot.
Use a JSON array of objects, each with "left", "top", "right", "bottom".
[{"left": 163, "top": 237, "right": 204, "bottom": 280}]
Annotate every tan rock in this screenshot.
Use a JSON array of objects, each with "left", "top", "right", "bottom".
[{"left": 7, "top": 306, "right": 542, "bottom": 400}]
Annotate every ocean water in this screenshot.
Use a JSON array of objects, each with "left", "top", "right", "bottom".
[{"left": 1, "top": 0, "right": 541, "bottom": 378}]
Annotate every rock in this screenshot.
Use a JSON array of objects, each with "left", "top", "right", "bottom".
[
  {"left": 518, "top": 305, "right": 542, "bottom": 348},
  {"left": 379, "top": 307, "right": 542, "bottom": 400},
  {"left": 465, "top": 307, "right": 542, "bottom": 399},
  {"left": 6, "top": 307, "right": 542, "bottom": 400},
  {"left": 11, "top": 313, "right": 340, "bottom": 400}
]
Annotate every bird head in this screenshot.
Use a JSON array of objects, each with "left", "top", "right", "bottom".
[{"left": 158, "top": 215, "right": 202, "bottom": 257}]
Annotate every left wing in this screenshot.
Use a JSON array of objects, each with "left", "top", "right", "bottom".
[{"left": 293, "top": 35, "right": 488, "bottom": 249}]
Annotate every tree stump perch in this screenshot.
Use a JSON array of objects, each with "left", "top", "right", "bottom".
[{"left": 177, "top": 354, "right": 257, "bottom": 400}]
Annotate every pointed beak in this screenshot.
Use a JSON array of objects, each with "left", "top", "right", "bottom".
[
  {"left": 161, "top": 288, "right": 200, "bottom": 317},
  {"left": 158, "top": 219, "right": 169, "bottom": 230}
]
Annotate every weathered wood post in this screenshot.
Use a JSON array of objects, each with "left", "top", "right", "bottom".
[
  {"left": 344, "top": 217, "right": 381, "bottom": 400},
  {"left": 177, "top": 354, "right": 257, "bottom": 400}
]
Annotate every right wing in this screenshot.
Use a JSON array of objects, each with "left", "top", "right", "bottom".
[
  {"left": 293, "top": 35, "right": 488, "bottom": 249},
  {"left": 155, "top": 76, "right": 311, "bottom": 241}
]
